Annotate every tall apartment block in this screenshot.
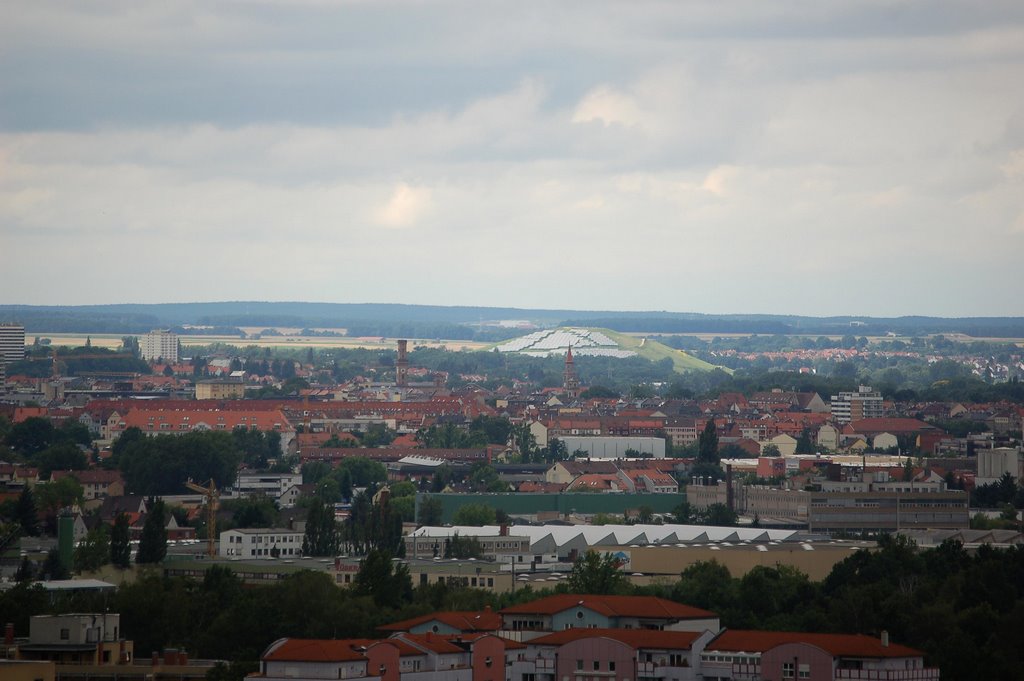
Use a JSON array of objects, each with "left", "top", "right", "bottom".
[
  {"left": 829, "top": 385, "right": 884, "bottom": 424},
  {"left": 0, "top": 323, "right": 25, "bottom": 387},
  {"left": 140, "top": 329, "right": 179, "bottom": 363}
]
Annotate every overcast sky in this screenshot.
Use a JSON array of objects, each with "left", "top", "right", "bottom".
[{"left": 2, "top": 1, "right": 1023, "bottom": 317}]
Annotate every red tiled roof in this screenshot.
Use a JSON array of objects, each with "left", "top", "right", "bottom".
[
  {"left": 397, "top": 632, "right": 466, "bottom": 654},
  {"left": 263, "top": 638, "right": 368, "bottom": 663},
  {"left": 378, "top": 610, "right": 502, "bottom": 633},
  {"left": 707, "top": 630, "right": 923, "bottom": 658},
  {"left": 51, "top": 469, "right": 123, "bottom": 485},
  {"left": 501, "top": 594, "right": 714, "bottom": 620},
  {"left": 528, "top": 628, "right": 702, "bottom": 650},
  {"left": 115, "top": 408, "right": 292, "bottom": 434}
]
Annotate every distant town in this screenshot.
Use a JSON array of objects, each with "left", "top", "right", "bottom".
[{"left": 0, "top": 312, "right": 1022, "bottom": 681}]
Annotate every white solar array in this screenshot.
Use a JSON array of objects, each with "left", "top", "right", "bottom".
[
  {"left": 495, "top": 327, "right": 629, "bottom": 355},
  {"left": 575, "top": 348, "right": 637, "bottom": 358}
]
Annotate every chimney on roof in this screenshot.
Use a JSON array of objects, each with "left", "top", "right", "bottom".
[
  {"left": 4, "top": 622, "right": 13, "bottom": 644},
  {"left": 881, "top": 630, "right": 889, "bottom": 647}
]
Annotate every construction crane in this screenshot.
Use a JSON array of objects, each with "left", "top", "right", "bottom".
[{"left": 184, "top": 479, "right": 220, "bottom": 558}]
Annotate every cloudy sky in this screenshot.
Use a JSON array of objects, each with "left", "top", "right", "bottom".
[{"left": 2, "top": 1, "right": 1023, "bottom": 317}]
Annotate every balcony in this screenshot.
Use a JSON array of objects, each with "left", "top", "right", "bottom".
[{"left": 835, "top": 669, "right": 940, "bottom": 680}]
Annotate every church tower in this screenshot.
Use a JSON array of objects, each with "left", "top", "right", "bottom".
[{"left": 563, "top": 345, "right": 580, "bottom": 400}]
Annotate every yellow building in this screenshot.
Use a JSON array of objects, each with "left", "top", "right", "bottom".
[{"left": 195, "top": 379, "right": 246, "bottom": 400}]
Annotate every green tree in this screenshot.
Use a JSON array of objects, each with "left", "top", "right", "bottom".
[
  {"left": 704, "top": 503, "right": 738, "bottom": 527},
  {"left": 334, "top": 457, "right": 387, "bottom": 488},
  {"left": 7, "top": 417, "right": 55, "bottom": 455},
  {"left": 302, "top": 498, "right": 339, "bottom": 557},
  {"left": 224, "top": 495, "right": 279, "bottom": 529},
  {"left": 444, "top": 534, "right": 484, "bottom": 559},
  {"left": 671, "top": 560, "right": 737, "bottom": 614},
  {"left": 136, "top": 500, "right": 168, "bottom": 564},
  {"left": 110, "top": 512, "right": 132, "bottom": 568},
  {"left": 34, "top": 476, "right": 84, "bottom": 528},
  {"left": 567, "top": 550, "right": 628, "bottom": 595},
  {"left": 14, "top": 487, "right": 39, "bottom": 536},
  {"left": 418, "top": 497, "right": 443, "bottom": 526},
  {"left": 34, "top": 443, "right": 88, "bottom": 479},
  {"left": 74, "top": 525, "right": 110, "bottom": 573},
  {"left": 452, "top": 503, "right": 496, "bottom": 526},
  {"left": 39, "top": 547, "right": 69, "bottom": 580},
  {"left": 698, "top": 420, "right": 719, "bottom": 464},
  {"left": 351, "top": 549, "right": 413, "bottom": 608}
]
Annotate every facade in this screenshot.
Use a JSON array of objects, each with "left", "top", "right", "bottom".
[
  {"left": 687, "top": 481, "right": 969, "bottom": 533},
  {"left": 702, "top": 630, "right": 938, "bottom": 681},
  {"left": 139, "top": 329, "right": 179, "bottom": 363},
  {"left": 19, "top": 614, "right": 131, "bottom": 666},
  {"left": 829, "top": 386, "right": 884, "bottom": 424},
  {"left": 0, "top": 322, "right": 26, "bottom": 366},
  {"left": 234, "top": 471, "right": 303, "bottom": 499},
  {"left": 500, "top": 594, "right": 720, "bottom": 641},
  {"left": 195, "top": 379, "right": 246, "bottom": 400},
  {"left": 404, "top": 531, "right": 531, "bottom": 562},
  {"left": 219, "top": 527, "right": 305, "bottom": 558}
]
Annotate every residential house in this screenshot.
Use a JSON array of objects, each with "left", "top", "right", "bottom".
[{"left": 50, "top": 470, "right": 124, "bottom": 501}]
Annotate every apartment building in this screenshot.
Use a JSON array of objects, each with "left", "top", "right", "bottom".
[
  {"left": 140, "top": 329, "right": 179, "bottom": 363},
  {"left": 829, "top": 386, "right": 884, "bottom": 424}
]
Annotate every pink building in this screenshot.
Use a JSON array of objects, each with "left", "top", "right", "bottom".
[{"left": 703, "top": 630, "right": 939, "bottom": 681}]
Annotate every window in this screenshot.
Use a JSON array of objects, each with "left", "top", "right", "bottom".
[
  {"left": 609, "top": 662, "right": 616, "bottom": 672},
  {"left": 799, "top": 663, "right": 810, "bottom": 679},
  {"left": 577, "top": 660, "right": 584, "bottom": 671},
  {"left": 782, "top": 662, "right": 795, "bottom": 678},
  {"left": 593, "top": 661, "right": 600, "bottom": 671},
  {"left": 60, "top": 628, "right": 70, "bottom": 640}
]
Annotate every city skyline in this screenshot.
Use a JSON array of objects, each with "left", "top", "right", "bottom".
[{"left": 2, "top": 1, "right": 1023, "bottom": 317}]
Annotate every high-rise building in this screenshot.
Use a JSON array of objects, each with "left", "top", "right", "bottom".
[
  {"left": 829, "top": 385, "right": 884, "bottom": 424},
  {"left": 139, "top": 329, "right": 179, "bottom": 363},
  {"left": 0, "top": 323, "right": 26, "bottom": 366}
]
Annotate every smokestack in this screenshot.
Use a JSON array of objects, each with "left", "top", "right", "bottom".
[
  {"left": 726, "top": 464, "right": 734, "bottom": 513},
  {"left": 881, "top": 630, "right": 889, "bottom": 647}
]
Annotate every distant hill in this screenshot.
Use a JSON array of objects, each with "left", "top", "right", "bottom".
[
  {"left": 490, "top": 327, "right": 725, "bottom": 373},
  {"left": 1, "top": 302, "right": 1022, "bottom": 338}
]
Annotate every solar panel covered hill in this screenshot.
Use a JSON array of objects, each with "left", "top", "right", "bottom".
[{"left": 492, "top": 327, "right": 723, "bottom": 372}]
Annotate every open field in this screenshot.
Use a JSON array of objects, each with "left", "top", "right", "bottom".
[
  {"left": 28, "top": 333, "right": 489, "bottom": 352},
  {"left": 625, "top": 331, "right": 1024, "bottom": 346}
]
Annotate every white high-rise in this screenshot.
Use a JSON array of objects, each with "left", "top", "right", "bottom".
[
  {"left": 0, "top": 323, "right": 26, "bottom": 365},
  {"left": 140, "top": 329, "right": 179, "bottom": 363}
]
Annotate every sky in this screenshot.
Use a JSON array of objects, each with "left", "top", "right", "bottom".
[{"left": 1, "top": 1, "right": 1023, "bottom": 317}]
